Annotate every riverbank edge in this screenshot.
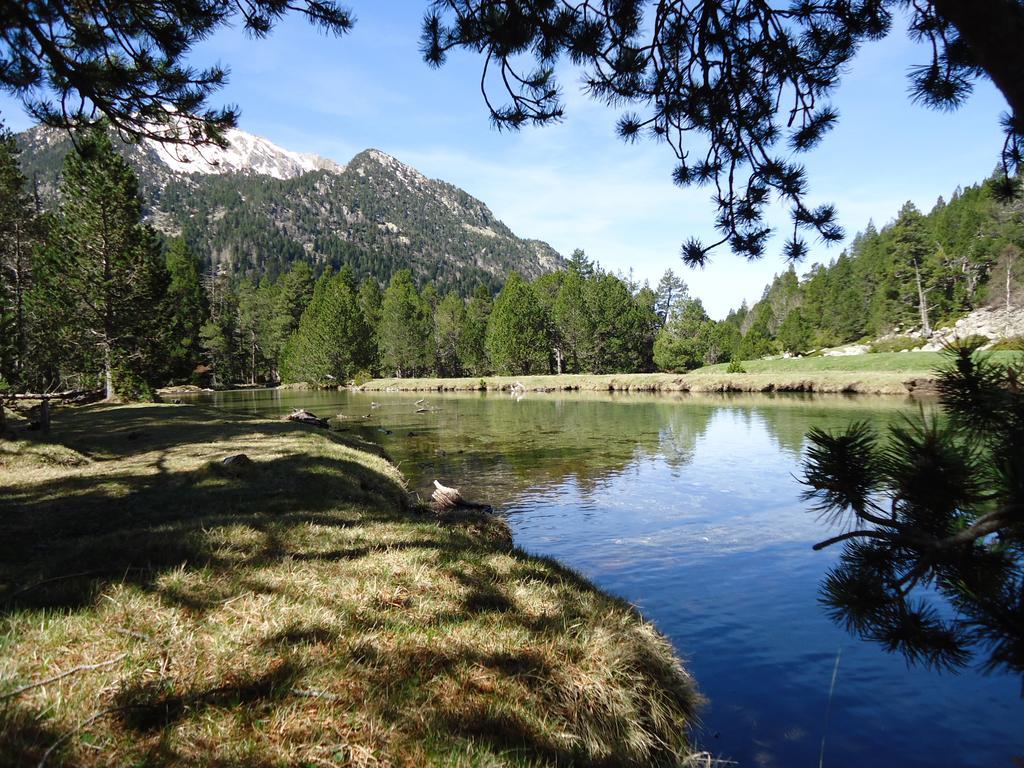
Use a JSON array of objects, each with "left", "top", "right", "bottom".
[
  {"left": 358, "top": 371, "right": 936, "bottom": 396},
  {"left": 0, "top": 403, "right": 704, "bottom": 766}
]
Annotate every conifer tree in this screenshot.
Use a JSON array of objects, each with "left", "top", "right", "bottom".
[
  {"left": 280, "top": 268, "right": 370, "bottom": 385},
  {"left": 777, "top": 308, "right": 812, "bottom": 355},
  {"left": 804, "top": 343, "right": 1024, "bottom": 675},
  {"left": 163, "top": 237, "right": 206, "bottom": 381},
  {"left": 0, "top": 120, "right": 41, "bottom": 388},
  {"left": 357, "top": 277, "right": 384, "bottom": 373},
  {"left": 653, "top": 298, "right": 714, "bottom": 372},
  {"left": 553, "top": 267, "right": 593, "bottom": 373},
  {"left": 654, "top": 270, "right": 688, "bottom": 328},
  {"left": 199, "top": 273, "right": 241, "bottom": 387},
  {"left": 379, "top": 269, "right": 431, "bottom": 377},
  {"left": 274, "top": 261, "right": 314, "bottom": 345},
  {"left": 42, "top": 129, "right": 169, "bottom": 398},
  {"left": 426, "top": 1, "right": 1024, "bottom": 264},
  {"left": 587, "top": 274, "right": 645, "bottom": 374},
  {"left": 459, "top": 284, "right": 492, "bottom": 376},
  {"left": 485, "top": 271, "right": 549, "bottom": 375},
  {"left": 433, "top": 291, "right": 466, "bottom": 377},
  {"left": 891, "top": 202, "right": 937, "bottom": 335}
]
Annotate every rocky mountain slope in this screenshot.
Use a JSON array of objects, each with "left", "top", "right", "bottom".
[{"left": 16, "top": 125, "right": 562, "bottom": 293}]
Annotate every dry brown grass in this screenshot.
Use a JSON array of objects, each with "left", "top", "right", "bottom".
[
  {"left": 360, "top": 371, "right": 920, "bottom": 395},
  {"left": 0, "top": 404, "right": 700, "bottom": 767}
]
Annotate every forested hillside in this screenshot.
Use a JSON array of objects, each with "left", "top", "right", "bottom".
[
  {"left": 716, "top": 179, "right": 1024, "bottom": 359},
  {"left": 14, "top": 125, "right": 562, "bottom": 295}
]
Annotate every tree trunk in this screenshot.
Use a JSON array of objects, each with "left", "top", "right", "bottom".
[
  {"left": 931, "top": 0, "right": 1024, "bottom": 123},
  {"left": 104, "top": 343, "right": 114, "bottom": 400},
  {"left": 914, "top": 261, "right": 932, "bottom": 337},
  {"left": 1008, "top": 262, "right": 1013, "bottom": 311}
]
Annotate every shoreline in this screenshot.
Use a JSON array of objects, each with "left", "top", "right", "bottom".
[
  {"left": 0, "top": 403, "right": 702, "bottom": 766},
  {"left": 358, "top": 371, "right": 935, "bottom": 396}
]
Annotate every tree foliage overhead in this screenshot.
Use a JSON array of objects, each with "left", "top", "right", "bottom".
[
  {"left": 423, "top": 0, "right": 1024, "bottom": 263},
  {"left": 802, "top": 342, "right": 1024, "bottom": 675},
  {"left": 1, "top": 0, "right": 353, "bottom": 146}
]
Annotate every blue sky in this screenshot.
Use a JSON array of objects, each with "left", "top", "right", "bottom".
[{"left": 0, "top": 2, "right": 1010, "bottom": 318}]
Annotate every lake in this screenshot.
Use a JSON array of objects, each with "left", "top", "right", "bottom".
[{"left": 180, "top": 387, "right": 1023, "bottom": 767}]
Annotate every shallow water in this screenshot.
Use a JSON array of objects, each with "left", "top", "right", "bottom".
[{"left": 183, "top": 387, "right": 1023, "bottom": 766}]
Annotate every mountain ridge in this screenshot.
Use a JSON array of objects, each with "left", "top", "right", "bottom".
[{"left": 15, "top": 124, "right": 563, "bottom": 294}]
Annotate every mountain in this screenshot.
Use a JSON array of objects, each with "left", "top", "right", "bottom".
[{"left": 15, "top": 125, "right": 563, "bottom": 293}]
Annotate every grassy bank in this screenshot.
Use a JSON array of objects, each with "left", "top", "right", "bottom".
[
  {"left": 361, "top": 351, "right": 1020, "bottom": 396},
  {"left": 0, "top": 405, "right": 701, "bottom": 767}
]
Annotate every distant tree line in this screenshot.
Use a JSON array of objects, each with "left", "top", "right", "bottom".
[
  {"left": 709, "top": 182, "right": 1024, "bottom": 362},
  {"left": 0, "top": 123, "right": 697, "bottom": 396},
  {"left": 3, "top": 121, "right": 1023, "bottom": 399}
]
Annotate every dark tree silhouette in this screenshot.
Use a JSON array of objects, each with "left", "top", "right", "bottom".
[
  {"left": 422, "top": 0, "right": 1024, "bottom": 263},
  {"left": 802, "top": 342, "right": 1024, "bottom": 675},
  {"left": 0, "top": 0, "right": 353, "bottom": 147}
]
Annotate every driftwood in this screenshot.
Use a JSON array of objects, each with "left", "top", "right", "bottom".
[
  {"left": 283, "top": 408, "right": 329, "bottom": 428},
  {"left": 430, "top": 480, "right": 492, "bottom": 513}
]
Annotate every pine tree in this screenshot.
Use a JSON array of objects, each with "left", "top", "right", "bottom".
[
  {"left": 163, "top": 237, "right": 207, "bottom": 381},
  {"left": 434, "top": 291, "right": 466, "bottom": 377},
  {"left": 379, "top": 269, "right": 431, "bottom": 377},
  {"left": 553, "top": 268, "right": 593, "bottom": 373},
  {"left": 0, "top": 121, "right": 41, "bottom": 388},
  {"left": 485, "top": 271, "right": 549, "bottom": 375},
  {"left": 653, "top": 298, "right": 714, "bottom": 372},
  {"left": 357, "top": 277, "right": 384, "bottom": 373},
  {"left": 803, "top": 343, "right": 1024, "bottom": 675},
  {"left": 200, "top": 273, "right": 241, "bottom": 387},
  {"left": 891, "top": 202, "right": 937, "bottom": 335},
  {"left": 654, "top": 269, "right": 688, "bottom": 328},
  {"left": 42, "top": 129, "right": 170, "bottom": 398},
  {"left": 459, "top": 284, "right": 492, "bottom": 376},
  {"left": 274, "top": 261, "right": 314, "bottom": 344},
  {"left": 777, "top": 308, "right": 812, "bottom": 355},
  {"left": 587, "top": 274, "right": 644, "bottom": 374},
  {"left": 280, "top": 269, "right": 371, "bottom": 385}
]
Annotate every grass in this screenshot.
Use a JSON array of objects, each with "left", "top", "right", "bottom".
[
  {"left": 362, "top": 352, "right": 1021, "bottom": 396},
  {"left": 0, "top": 404, "right": 701, "bottom": 767}
]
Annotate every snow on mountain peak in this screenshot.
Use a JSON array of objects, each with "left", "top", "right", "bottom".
[{"left": 144, "top": 126, "right": 343, "bottom": 180}]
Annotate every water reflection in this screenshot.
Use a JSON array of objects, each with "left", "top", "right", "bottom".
[{"left": 182, "top": 388, "right": 1022, "bottom": 767}]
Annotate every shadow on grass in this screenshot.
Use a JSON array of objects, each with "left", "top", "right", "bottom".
[
  {"left": 0, "top": 404, "right": 700, "bottom": 767},
  {"left": 0, "top": 405, "right": 410, "bottom": 616}
]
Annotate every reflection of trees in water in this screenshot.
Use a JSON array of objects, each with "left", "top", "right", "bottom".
[
  {"left": 347, "top": 392, "right": 916, "bottom": 507},
  {"left": 372, "top": 394, "right": 718, "bottom": 505},
  {"left": 195, "top": 389, "right": 915, "bottom": 507},
  {"left": 657, "top": 404, "right": 716, "bottom": 469}
]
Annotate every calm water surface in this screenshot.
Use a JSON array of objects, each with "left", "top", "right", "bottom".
[{"left": 183, "top": 388, "right": 1023, "bottom": 767}]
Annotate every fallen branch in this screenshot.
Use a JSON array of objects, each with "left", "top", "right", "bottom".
[{"left": 1, "top": 654, "right": 128, "bottom": 702}]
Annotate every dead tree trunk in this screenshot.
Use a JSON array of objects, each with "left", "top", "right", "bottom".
[
  {"left": 1009, "top": 263, "right": 1013, "bottom": 311},
  {"left": 914, "top": 261, "right": 932, "bottom": 338}
]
